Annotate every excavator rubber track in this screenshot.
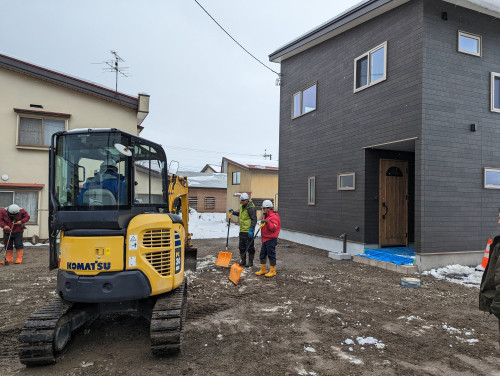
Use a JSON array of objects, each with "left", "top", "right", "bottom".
[
  {"left": 150, "top": 279, "right": 187, "bottom": 356},
  {"left": 18, "top": 298, "right": 75, "bottom": 366}
]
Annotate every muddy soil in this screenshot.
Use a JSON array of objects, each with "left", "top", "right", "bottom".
[{"left": 1, "top": 239, "right": 499, "bottom": 376}]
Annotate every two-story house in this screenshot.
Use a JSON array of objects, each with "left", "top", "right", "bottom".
[
  {"left": 0, "top": 53, "right": 149, "bottom": 241},
  {"left": 222, "top": 157, "right": 278, "bottom": 221},
  {"left": 269, "top": 0, "right": 500, "bottom": 270}
]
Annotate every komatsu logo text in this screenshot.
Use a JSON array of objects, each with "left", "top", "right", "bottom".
[{"left": 67, "top": 262, "right": 111, "bottom": 271}]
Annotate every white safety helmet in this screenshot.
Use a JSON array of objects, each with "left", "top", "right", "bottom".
[
  {"left": 262, "top": 200, "right": 273, "bottom": 209},
  {"left": 7, "top": 204, "right": 20, "bottom": 214},
  {"left": 101, "top": 160, "right": 118, "bottom": 172},
  {"left": 239, "top": 192, "right": 250, "bottom": 201}
]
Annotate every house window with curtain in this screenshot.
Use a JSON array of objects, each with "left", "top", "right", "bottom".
[
  {"left": 15, "top": 109, "right": 69, "bottom": 148},
  {"left": 232, "top": 171, "right": 241, "bottom": 185},
  {"left": 0, "top": 190, "right": 39, "bottom": 224}
]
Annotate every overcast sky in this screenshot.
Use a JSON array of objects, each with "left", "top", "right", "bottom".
[{"left": 0, "top": 0, "right": 361, "bottom": 171}]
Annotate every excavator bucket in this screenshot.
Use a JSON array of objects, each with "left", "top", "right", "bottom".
[
  {"left": 185, "top": 246, "right": 198, "bottom": 272},
  {"left": 229, "top": 263, "right": 243, "bottom": 285},
  {"left": 216, "top": 251, "right": 232, "bottom": 267}
]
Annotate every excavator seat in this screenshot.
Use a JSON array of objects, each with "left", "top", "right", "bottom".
[{"left": 82, "top": 188, "right": 117, "bottom": 206}]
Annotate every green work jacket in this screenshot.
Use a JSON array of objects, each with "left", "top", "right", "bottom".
[
  {"left": 233, "top": 201, "right": 257, "bottom": 233},
  {"left": 479, "top": 236, "right": 500, "bottom": 318}
]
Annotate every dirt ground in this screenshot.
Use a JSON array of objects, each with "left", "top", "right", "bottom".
[{"left": 1, "top": 239, "right": 500, "bottom": 376}]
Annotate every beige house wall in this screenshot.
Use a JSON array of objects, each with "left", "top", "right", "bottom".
[
  {"left": 225, "top": 163, "right": 278, "bottom": 222},
  {"left": 0, "top": 67, "right": 140, "bottom": 240}
]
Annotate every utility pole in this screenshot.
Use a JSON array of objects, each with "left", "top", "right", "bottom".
[{"left": 263, "top": 149, "right": 272, "bottom": 160}]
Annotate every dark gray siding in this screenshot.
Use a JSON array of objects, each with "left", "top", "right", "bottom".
[
  {"left": 278, "top": 0, "right": 423, "bottom": 243},
  {"left": 421, "top": 1, "right": 500, "bottom": 253}
]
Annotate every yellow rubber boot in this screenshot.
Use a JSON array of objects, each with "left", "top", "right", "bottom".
[
  {"left": 1, "top": 250, "right": 14, "bottom": 265},
  {"left": 15, "top": 249, "right": 24, "bottom": 264},
  {"left": 255, "top": 264, "right": 267, "bottom": 276},
  {"left": 265, "top": 265, "right": 276, "bottom": 278}
]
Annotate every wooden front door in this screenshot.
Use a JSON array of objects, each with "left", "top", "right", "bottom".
[{"left": 379, "top": 159, "right": 408, "bottom": 247}]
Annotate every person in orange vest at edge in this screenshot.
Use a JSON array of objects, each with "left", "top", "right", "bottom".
[
  {"left": 0, "top": 204, "right": 30, "bottom": 265},
  {"left": 479, "top": 211, "right": 500, "bottom": 347},
  {"left": 255, "top": 200, "right": 281, "bottom": 278}
]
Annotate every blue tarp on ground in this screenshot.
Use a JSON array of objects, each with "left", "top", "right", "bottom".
[{"left": 358, "top": 247, "right": 415, "bottom": 265}]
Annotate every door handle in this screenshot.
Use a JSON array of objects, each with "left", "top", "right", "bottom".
[{"left": 382, "top": 202, "right": 388, "bottom": 219}]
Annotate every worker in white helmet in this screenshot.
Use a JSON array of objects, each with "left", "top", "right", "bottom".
[
  {"left": 0, "top": 204, "right": 30, "bottom": 265},
  {"left": 228, "top": 192, "right": 257, "bottom": 267},
  {"left": 255, "top": 200, "right": 281, "bottom": 277}
]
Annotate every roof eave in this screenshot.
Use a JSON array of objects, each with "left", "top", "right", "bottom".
[{"left": 269, "top": 0, "right": 409, "bottom": 63}]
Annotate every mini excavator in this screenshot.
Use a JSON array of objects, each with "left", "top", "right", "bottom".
[{"left": 19, "top": 128, "right": 197, "bottom": 366}]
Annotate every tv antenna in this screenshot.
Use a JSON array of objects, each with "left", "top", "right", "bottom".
[
  {"left": 263, "top": 149, "right": 272, "bottom": 160},
  {"left": 99, "top": 51, "right": 130, "bottom": 93}
]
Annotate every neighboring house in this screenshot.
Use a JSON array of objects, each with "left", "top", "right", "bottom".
[
  {"left": 0, "top": 53, "right": 149, "bottom": 241},
  {"left": 200, "top": 164, "right": 221, "bottom": 173},
  {"left": 269, "top": 0, "right": 500, "bottom": 270},
  {"left": 186, "top": 172, "right": 227, "bottom": 213},
  {"left": 222, "top": 157, "right": 278, "bottom": 221}
]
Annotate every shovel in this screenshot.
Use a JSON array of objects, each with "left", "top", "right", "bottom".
[
  {"left": 229, "top": 222, "right": 265, "bottom": 285},
  {"left": 216, "top": 211, "right": 233, "bottom": 267}
]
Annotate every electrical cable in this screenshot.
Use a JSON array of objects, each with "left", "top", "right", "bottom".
[{"left": 193, "top": 0, "right": 281, "bottom": 77}]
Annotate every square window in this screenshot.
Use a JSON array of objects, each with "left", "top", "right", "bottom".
[
  {"left": 292, "top": 83, "right": 317, "bottom": 119},
  {"left": 458, "top": 31, "right": 481, "bottom": 57},
  {"left": 232, "top": 171, "right": 240, "bottom": 185},
  {"left": 338, "top": 173, "right": 355, "bottom": 191},
  {"left": 205, "top": 197, "right": 215, "bottom": 210},
  {"left": 308, "top": 177, "right": 315, "bottom": 205},
  {"left": 484, "top": 168, "right": 500, "bottom": 188},
  {"left": 354, "top": 42, "right": 387, "bottom": 92}
]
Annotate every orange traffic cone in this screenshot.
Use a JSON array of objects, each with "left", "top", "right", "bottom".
[{"left": 481, "top": 238, "right": 493, "bottom": 269}]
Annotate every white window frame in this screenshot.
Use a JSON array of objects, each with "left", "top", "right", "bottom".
[
  {"left": 490, "top": 72, "right": 500, "bottom": 113},
  {"left": 484, "top": 168, "right": 500, "bottom": 189},
  {"left": 353, "top": 41, "right": 387, "bottom": 93},
  {"left": 458, "top": 31, "right": 481, "bottom": 57},
  {"left": 232, "top": 171, "right": 241, "bottom": 185},
  {"left": 292, "top": 82, "right": 317, "bottom": 119},
  {"left": 16, "top": 114, "right": 68, "bottom": 149},
  {"left": 337, "top": 172, "right": 356, "bottom": 191},
  {"left": 308, "top": 176, "right": 316, "bottom": 205}
]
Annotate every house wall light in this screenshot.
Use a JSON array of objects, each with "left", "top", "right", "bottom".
[{"left": 470, "top": 123, "right": 477, "bottom": 132}]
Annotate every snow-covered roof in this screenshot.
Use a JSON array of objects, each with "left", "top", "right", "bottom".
[
  {"left": 187, "top": 173, "right": 227, "bottom": 189},
  {"left": 201, "top": 164, "right": 221, "bottom": 173},
  {"left": 222, "top": 157, "right": 278, "bottom": 173}
]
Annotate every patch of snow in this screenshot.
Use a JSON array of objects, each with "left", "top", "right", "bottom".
[
  {"left": 356, "top": 336, "right": 379, "bottom": 345},
  {"left": 344, "top": 338, "right": 355, "bottom": 345},
  {"left": 304, "top": 346, "right": 316, "bottom": 353},
  {"left": 467, "top": 0, "right": 500, "bottom": 13},
  {"left": 188, "top": 210, "right": 240, "bottom": 239},
  {"left": 422, "top": 264, "right": 482, "bottom": 287},
  {"left": 0, "top": 289, "right": 12, "bottom": 293}
]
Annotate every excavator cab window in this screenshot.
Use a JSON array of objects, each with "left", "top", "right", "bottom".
[
  {"left": 133, "top": 142, "right": 168, "bottom": 206},
  {"left": 53, "top": 132, "right": 131, "bottom": 210}
]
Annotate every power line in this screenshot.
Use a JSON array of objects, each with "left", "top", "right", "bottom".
[{"left": 193, "top": 0, "right": 281, "bottom": 78}]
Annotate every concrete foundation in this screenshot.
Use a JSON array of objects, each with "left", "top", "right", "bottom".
[{"left": 328, "top": 252, "right": 352, "bottom": 260}]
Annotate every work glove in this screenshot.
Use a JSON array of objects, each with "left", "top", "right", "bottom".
[
  {"left": 248, "top": 227, "right": 254, "bottom": 238},
  {"left": 228, "top": 209, "right": 233, "bottom": 214},
  {"left": 261, "top": 220, "right": 268, "bottom": 224}
]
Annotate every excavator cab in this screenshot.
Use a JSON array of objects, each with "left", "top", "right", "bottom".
[{"left": 19, "top": 129, "right": 195, "bottom": 366}]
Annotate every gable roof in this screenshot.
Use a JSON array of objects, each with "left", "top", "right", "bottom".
[
  {"left": 0, "top": 53, "right": 144, "bottom": 111},
  {"left": 201, "top": 164, "right": 221, "bottom": 173},
  {"left": 269, "top": 0, "right": 500, "bottom": 63},
  {"left": 222, "top": 157, "right": 278, "bottom": 173}
]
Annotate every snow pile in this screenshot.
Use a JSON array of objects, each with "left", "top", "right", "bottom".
[
  {"left": 189, "top": 209, "right": 240, "bottom": 239},
  {"left": 467, "top": 0, "right": 500, "bottom": 13},
  {"left": 422, "top": 264, "right": 483, "bottom": 287}
]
